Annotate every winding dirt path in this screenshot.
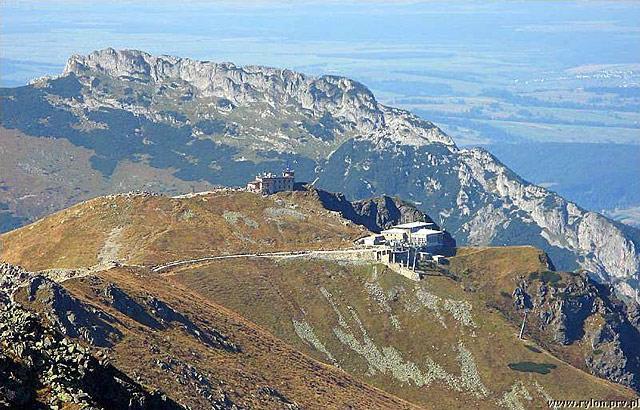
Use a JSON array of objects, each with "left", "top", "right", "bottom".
[{"left": 150, "top": 248, "right": 374, "bottom": 273}]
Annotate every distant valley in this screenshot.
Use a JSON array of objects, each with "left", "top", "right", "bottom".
[{"left": 481, "top": 142, "right": 640, "bottom": 226}]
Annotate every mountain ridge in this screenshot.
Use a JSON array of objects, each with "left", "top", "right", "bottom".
[
  {"left": 61, "top": 48, "right": 455, "bottom": 150},
  {"left": 1, "top": 189, "right": 637, "bottom": 407},
  {"left": 0, "top": 48, "right": 638, "bottom": 299}
]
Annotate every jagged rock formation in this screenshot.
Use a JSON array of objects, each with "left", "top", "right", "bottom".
[
  {"left": 311, "top": 188, "right": 433, "bottom": 232},
  {"left": 26, "top": 276, "right": 122, "bottom": 347},
  {"left": 510, "top": 272, "right": 640, "bottom": 392},
  {"left": 0, "top": 302, "right": 181, "bottom": 409},
  {"left": 1, "top": 48, "right": 638, "bottom": 298},
  {"left": 0, "top": 263, "right": 30, "bottom": 306},
  {"left": 311, "top": 187, "right": 457, "bottom": 249},
  {"left": 448, "top": 246, "right": 640, "bottom": 396},
  {"left": 63, "top": 48, "right": 453, "bottom": 150}
]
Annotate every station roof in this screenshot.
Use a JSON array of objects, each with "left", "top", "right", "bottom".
[
  {"left": 381, "top": 228, "right": 408, "bottom": 234},
  {"left": 392, "top": 221, "right": 434, "bottom": 229},
  {"left": 413, "top": 228, "right": 443, "bottom": 236}
]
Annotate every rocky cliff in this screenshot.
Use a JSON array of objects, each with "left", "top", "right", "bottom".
[
  {"left": 0, "top": 262, "right": 182, "bottom": 409},
  {"left": 310, "top": 187, "right": 434, "bottom": 232},
  {"left": 0, "top": 302, "right": 182, "bottom": 409},
  {"left": 448, "top": 246, "right": 640, "bottom": 394},
  {"left": 63, "top": 48, "right": 453, "bottom": 150},
  {"left": 1, "top": 48, "right": 638, "bottom": 298},
  {"left": 512, "top": 273, "right": 640, "bottom": 392}
]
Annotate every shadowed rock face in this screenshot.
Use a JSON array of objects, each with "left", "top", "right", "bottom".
[
  {"left": 1, "top": 48, "right": 638, "bottom": 298},
  {"left": 313, "top": 188, "right": 431, "bottom": 232},
  {"left": 350, "top": 196, "right": 431, "bottom": 232},
  {"left": 100, "top": 282, "right": 240, "bottom": 352},
  {"left": 144, "top": 296, "right": 239, "bottom": 352},
  {"left": 511, "top": 274, "right": 640, "bottom": 393},
  {"left": 313, "top": 188, "right": 456, "bottom": 250},
  {"left": 582, "top": 284, "right": 640, "bottom": 392},
  {"left": 102, "top": 283, "right": 162, "bottom": 329},
  {"left": 26, "top": 276, "right": 122, "bottom": 347},
  {"left": 0, "top": 303, "right": 182, "bottom": 409}
]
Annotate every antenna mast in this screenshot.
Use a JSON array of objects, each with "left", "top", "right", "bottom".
[{"left": 518, "top": 310, "right": 529, "bottom": 339}]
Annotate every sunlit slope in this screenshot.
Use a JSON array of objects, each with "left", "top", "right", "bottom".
[
  {"left": 449, "top": 247, "right": 640, "bottom": 393},
  {"left": 0, "top": 190, "right": 367, "bottom": 271},
  {"left": 3, "top": 189, "right": 637, "bottom": 407},
  {"left": 15, "top": 266, "right": 417, "bottom": 409},
  {"left": 170, "top": 257, "right": 636, "bottom": 408}
]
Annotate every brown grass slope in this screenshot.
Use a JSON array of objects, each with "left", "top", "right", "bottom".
[
  {"left": 0, "top": 190, "right": 367, "bottom": 271},
  {"left": 3, "top": 193, "right": 637, "bottom": 408},
  {"left": 449, "top": 246, "right": 640, "bottom": 392},
  {"left": 448, "top": 246, "right": 590, "bottom": 362},
  {"left": 170, "top": 257, "right": 636, "bottom": 409},
  {"left": 14, "top": 267, "right": 416, "bottom": 409}
]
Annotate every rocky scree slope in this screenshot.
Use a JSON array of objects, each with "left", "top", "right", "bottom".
[
  {"left": 0, "top": 264, "right": 181, "bottom": 409},
  {"left": 0, "top": 48, "right": 638, "bottom": 298}
]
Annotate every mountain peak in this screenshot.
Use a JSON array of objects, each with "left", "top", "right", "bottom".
[
  {"left": 4, "top": 49, "right": 636, "bottom": 302},
  {"left": 62, "top": 48, "right": 455, "bottom": 148}
]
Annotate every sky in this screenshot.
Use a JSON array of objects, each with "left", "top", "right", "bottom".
[
  {"left": 2, "top": 0, "right": 639, "bottom": 86},
  {"left": 1, "top": 1, "right": 639, "bottom": 145}
]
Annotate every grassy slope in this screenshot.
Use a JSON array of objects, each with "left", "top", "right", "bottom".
[
  {"left": 0, "top": 190, "right": 367, "bottom": 271},
  {"left": 170, "top": 256, "right": 636, "bottom": 409},
  {"left": 3, "top": 194, "right": 636, "bottom": 407},
  {"left": 449, "top": 246, "right": 550, "bottom": 288},
  {"left": 0, "top": 126, "right": 215, "bottom": 227},
  {"left": 15, "top": 267, "right": 415, "bottom": 409}
]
